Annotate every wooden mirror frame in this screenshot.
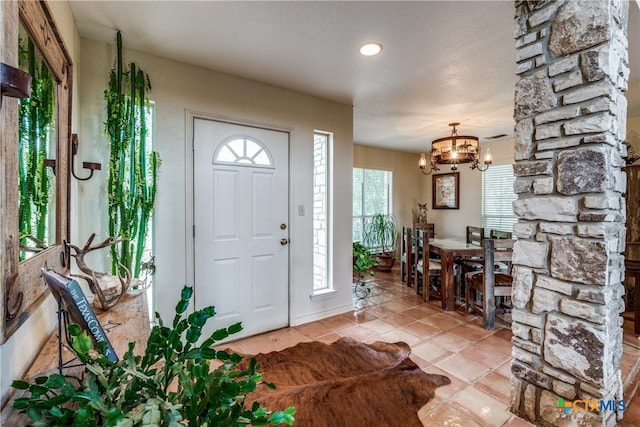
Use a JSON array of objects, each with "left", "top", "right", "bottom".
[{"left": 0, "top": 0, "right": 71, "bottom": 343}]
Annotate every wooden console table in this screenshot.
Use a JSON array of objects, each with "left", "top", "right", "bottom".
[{"left": 1, "top": 291, "right": 151, "bottom": 423}]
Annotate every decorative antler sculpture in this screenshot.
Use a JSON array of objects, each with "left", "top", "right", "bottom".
[{"left": 66, "top": 233, "right": 132, "bottom": 311}]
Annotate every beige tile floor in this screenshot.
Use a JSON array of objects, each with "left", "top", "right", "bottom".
[{"left": 223, "top": 267, "right": 640, "bottom": 426}]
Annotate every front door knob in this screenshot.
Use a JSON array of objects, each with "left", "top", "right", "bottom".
[{"left": 280, "top": 238, "right": 289, "bottom": 246}]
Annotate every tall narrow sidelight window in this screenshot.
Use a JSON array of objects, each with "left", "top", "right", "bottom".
[
  {"left": 352, "top": 168, "right": 393, "bottom": 244},
  {"left": 313, "top": 132, "right": 331, "bottom": 291},
  {"left": 481, "top": 164, "right": 517, "bottom": 233}
]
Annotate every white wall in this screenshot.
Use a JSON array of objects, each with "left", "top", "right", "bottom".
[{"left": 76, "top": 38, "right": 355, "bottom": 329}]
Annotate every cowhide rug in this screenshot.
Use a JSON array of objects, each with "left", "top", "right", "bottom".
[{"left": 235, "top": 337, "right": 450, "bottom": 427}]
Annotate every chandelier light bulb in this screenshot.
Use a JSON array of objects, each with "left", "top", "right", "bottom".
[
  {"left": 419, "top": 153, "right": 427, "bottom": 168},
  {"left": 484, "top": 148, "right": 493, "bottom": 164}
]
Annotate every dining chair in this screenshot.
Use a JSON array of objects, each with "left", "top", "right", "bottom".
[
  {"left": 413, "top": 228, "right": 442, "bottom": 301},
  {"left": 466, "top": 238, "right": 515, "bottom": 329},
  {"left": 489, "top": 229, "right": 512, "bottom": 272},
  {"left": 424, "top": 223, "right": 435, "bottom": 239},
  {"left": 466, "top": 226, "right": 485, "bottom": 245},
  {"left": 490, "top": 229, "right": 512, "bottom": 239},
  {"left": 456, "top": 226, "right": 486, "bottom": 299},
  {"left": 400, "top": 226, "right": 414, "bottom": 287}
]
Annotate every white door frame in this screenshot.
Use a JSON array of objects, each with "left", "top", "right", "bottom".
[{"left": 185, "top": 109, "right": 294, "bottom": 319}]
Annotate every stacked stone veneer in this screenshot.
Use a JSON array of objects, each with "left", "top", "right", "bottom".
[{"left": 511, "top": 1, "right": 629, "bottom": 426}]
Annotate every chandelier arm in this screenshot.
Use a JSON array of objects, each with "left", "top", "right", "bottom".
[
  {"left": 420, "top": 167, "right": 434, "bottom": 176},
  {"left": 474, "top": 161, "right": 491, "bottom": 172}
]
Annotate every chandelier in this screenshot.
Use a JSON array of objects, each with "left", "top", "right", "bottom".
[{"left": 419, "top": 122, "right": 492, "bottom": 175}]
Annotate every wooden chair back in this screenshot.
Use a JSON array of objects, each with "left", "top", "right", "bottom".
[
  {"left": 415, "top": 222, "right": 436, "bottom": 239},
  {"left": 400, "top": 226, "right": 414, "bottom": 286},
  {"left": 490, "top": 229, "right": 512, "bottom": 239},
  {"left": 413, "top": 228, "right": 427, "bottom": 271},
  {"left": 466, "top": 238, "right": 515, "bottom": 329},
  {"left": 414, "top": 229, "right": 441, "bottom": 301},
  {"left": 466, "top": 226, "right": 485, "bottom": 246}
]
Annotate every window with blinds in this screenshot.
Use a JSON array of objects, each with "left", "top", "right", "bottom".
[
  {"left": 481, "top": 164, "right": 517, "bottom": 233},
  {"left": 353, "top": 168, "right": 393, "bottom": 243}
]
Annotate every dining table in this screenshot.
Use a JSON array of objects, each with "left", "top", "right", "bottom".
[{"left": 429, "top": 237, "right": 484, "bottom": 311}]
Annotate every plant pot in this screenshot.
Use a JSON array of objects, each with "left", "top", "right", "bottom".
[{"left": 375, "top": 253, "right": 395, "bottom": 272}]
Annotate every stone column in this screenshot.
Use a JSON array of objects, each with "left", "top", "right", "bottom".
[{"left": 511, "top": 1, "right": 629, "bottom": 426}]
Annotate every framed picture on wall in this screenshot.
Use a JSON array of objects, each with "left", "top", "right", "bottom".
[{"left": 432, "top": 172, "right": 459, "bottom": 209}]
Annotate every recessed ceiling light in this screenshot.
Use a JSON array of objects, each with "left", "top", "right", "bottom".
[{"left": 359, "top": 42, "right": 383, "bottom": 56}]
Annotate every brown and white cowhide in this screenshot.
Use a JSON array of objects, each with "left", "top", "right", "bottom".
[{"left": 236, "top": 337, "right": 450, "bottom": 427}]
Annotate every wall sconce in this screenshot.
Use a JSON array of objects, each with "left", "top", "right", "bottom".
[
  {"left": 71, "top": 133, "right": 102, "bottom": 181},
  {"left": 43, "top": 159, "right": 56, "bottom": 175},
  {"left": 0, "top": 62, "right": 31, "bottom": 109}
]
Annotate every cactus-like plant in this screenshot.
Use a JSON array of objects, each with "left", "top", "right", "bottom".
[
  {"left": 104, "top": 31, "right": 160, "bottom": 278},
  {"left": 17, "top": 33, "right": 56, "bottom": 259}
]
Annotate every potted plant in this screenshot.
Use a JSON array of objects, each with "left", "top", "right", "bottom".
[
  {"left": 11, "top": 286, "right": 295, "bottom": 426},
  {"left": 352, "top": 241, "right": 378, "bottom": 297},
  {"left": 363, "top": 213, "right": 398, "bottom": 272}
]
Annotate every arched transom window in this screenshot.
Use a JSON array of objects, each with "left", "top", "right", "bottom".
[{"left": 214, "top": 137, "right": 273, "bottom": 168}]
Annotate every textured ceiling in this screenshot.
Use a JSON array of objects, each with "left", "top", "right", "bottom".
[{"left": 69, "top": 1, "right": 639, "bottom": 152}]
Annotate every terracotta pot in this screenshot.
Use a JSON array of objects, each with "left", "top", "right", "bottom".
[{"left": 375, "top": 253, "right": 395, "bottom": 272}]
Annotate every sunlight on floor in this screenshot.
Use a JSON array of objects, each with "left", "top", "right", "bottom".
[{"left": 222, "top": 267, "right": 640, "bottom": 426}]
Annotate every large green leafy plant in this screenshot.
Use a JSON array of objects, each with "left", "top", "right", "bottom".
[
  {"left": 104, "top": 31, "right": 160, "bottom": 278},
  {"left": 352, "top": 241, "right": 377, "bottom": 297},
  {"left": 362, "top": 213, "right": 398, "bottom": 255},
  {"left": 363, "top": 213, "right": 398, "bottom": 272},
  {"left": 18, "top": 30, "right": 56, "bottom": 259},
  {"left": 12, "top": 286, "right": 295, "bottom": 426}
]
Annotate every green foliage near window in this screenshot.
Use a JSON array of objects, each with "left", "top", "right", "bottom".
[
  {"left": 18, "top": 34, "right": 55, "bottom": 258},
  {"left": 352, "top": 168, "right": 393, "bottom": 243},
  {"left": 352, "top": 241, "right": 377, "bottom": 284},
  {"left": 12, "top": 286, "right": 296, "bottom": 426},
  {"left": 363, "top": 213, "right": 398, "bottom": 255},
  {"left": 104, "top": 31, "right": 160, "bottom": 277},
  {"left": 352, "top": 241, "right": 377, "bottom": 296}
]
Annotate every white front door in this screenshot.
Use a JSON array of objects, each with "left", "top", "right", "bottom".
[{"left": 193, "top": 118, "right": 289, "bottom": 341}]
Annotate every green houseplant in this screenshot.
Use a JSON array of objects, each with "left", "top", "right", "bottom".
[
  {"left": 12, "top": 286, "right": 295, "bottom": 426},
  {"left": 363, "top": 213, "right": 398, "bottom": 272},
  {"left": 17, "top": 31, "right": 56, "bottom": 259},
  {"left": 104, "top": 31, "right": 160, "bottom": 279},
  {"left": 352, "top": 241, "right": 377, "bottom": 297}
]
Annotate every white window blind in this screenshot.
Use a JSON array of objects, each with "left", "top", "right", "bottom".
[
  {"left": 353, "top": 168, "right": 392, "bottom": 244},
  {"left": 482, "top": 164, "right": 517, "bottom": 233}
]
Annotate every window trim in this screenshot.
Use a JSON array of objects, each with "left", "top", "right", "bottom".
[
  {"left": 213, "top": 136, "right": 274, "bottom": 168},
  {"left": 312, "top": 131, "right": 332, "bottom": 293},
  {"left": 352, "top": 167, "right": 393, "bottom": 245}
]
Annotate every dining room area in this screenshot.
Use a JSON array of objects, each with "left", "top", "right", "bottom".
[
  {"left": 350, "top": 211, "right": 640, "bottom": 426},
  {"left": 353, "top": 100, "right": 640, "bottom": 424}
]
